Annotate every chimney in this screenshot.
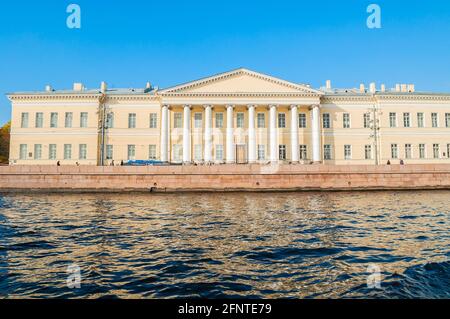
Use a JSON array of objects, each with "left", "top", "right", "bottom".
[
  {"left": 395, "top": 84, "right": 401, "bottom": 92},
  {"left": 408, "top": 84, "right": 415, "bottom": 93},
  {"left": 401, "top": 84, "right": 408, "bottom": 92},
  {"left": 380, "top": 84, "right": 386, "bottom": 92},
  {"left": 359, "top": 84, "right": 365, "bottom": 93},
  {"left": 73, "top": 83, "right": 84, "bottom": 92},
  {"left": 326, "top": 80, "right": 331, "bottom": 90},
  {"left": 146, "top": 82, "right": 152, "bottom": 90},
  {"left": 369, "top": 82, "right": 376, "bottom": 93},
  {"left": 45, "top": 85, "right": 52, "bottom": 92},
  {"left": 100, "top": 81, "right": 107, "bottom": 93}
]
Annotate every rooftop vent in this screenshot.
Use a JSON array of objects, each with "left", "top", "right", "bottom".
[
  {"left": 326, "top": 80, "right": 331, "bottom": 90},
  {"left": 408, "top": 84, "right": 415, "bottom": 93},
  {"left": 73, "top": 83, "right": 85, "bottom": 92},
  {"left": 45, "top": 85, "right": 53, "bottom": 92},
  {"left": 381, "top": 84, "right": 386, "bottom": 92},
  {"left": 359, "top": 84, "right": 365, "bottom": 93},
  {"left": 100, "top": 81, "right": 107, "bottom": 93},
  {"left": 369, "top": 82, "right": 376, "bottom": 93}
]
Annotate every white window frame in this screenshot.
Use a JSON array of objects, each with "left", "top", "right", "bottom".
[
  {"left": 194, "top": 113, "right": 203, "bottom": 129},
  {"left": 257, "top": 113, "right": 265, "bottom": 128},
  {"left": 80, "top": 112, "right": 88, "bottom": 128},
  {"left": 344, "top": 145, "right": 352, "bottom": 160},
  {"left": 322, "top": 113, "right": 331, "bottom": 129},
  {"left": 49, "top": 144, "right": 57, "bottom": 160},
  {"left": 21, "top": 112, "right": 29, "bottom": 128},
  {"left": 149, "top": 113, "right": 157, "bottom": 129},
  {"left": 174, "top": 113, "right": 182, "bottom": 128},
  {"left": 127, "top": 144, "right": 136, "bottom": 160},
  {"left": 215, "top": 113, "right": 224, "bottom": 128},
  {"left": 278, "top": 113, "right": 286, "bottom": 128},
  {"left": 65, "top": 112, "right": 73, "bottom": 128},
  {"left": 79, "top": 144, "right": 87, "bottom": 160},
  {"left": 299, "top": 113, "right": 306, "bottom": 128},
  {"left": 257, "top": 144, "right": 265, "bottom": 160},
  {"left": 236, "top": 113, "right": 244, "bottom": 128},
  {"left": 149, "top": 144, "right": 157, "bottom": 160},
  {"left": 343, "top": 113, "right": 351, "bottom": 128}
]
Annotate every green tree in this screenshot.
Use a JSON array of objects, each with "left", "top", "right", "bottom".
[{"left": 0, "top": 121, "right": 11, "bottom": 164}]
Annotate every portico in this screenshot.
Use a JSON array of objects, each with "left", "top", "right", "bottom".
[{"left": 159, "top": 68, "right": 323, "bottom": 164}]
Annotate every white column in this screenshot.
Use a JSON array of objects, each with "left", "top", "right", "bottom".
[
  {"left": 311, "top": 104, "right": 322, "bottom": 163},
  {"left": 183, "top": 105, "right": 192, "bottom": 163},
  {"left": 226, "top": 105, "right": 235, "bottom": 163},
  {"left": 204, "top": 105, "right": 213, "bottom": 163},
  {"left": 290, "top": 105, "right": 299, "bottom": 163},
  {"left": 269, "top": 104, "right": 278, "bottom": 162},
  {"left": 247, "top": 105, "right": 256, "bottom": 163},
  {"left": 160, "top": 104, "right": 169, "bottom": 163}
]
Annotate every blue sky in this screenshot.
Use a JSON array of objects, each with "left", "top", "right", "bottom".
[{"left": 1, "top": 0, "right": 450, "bottom": 124}]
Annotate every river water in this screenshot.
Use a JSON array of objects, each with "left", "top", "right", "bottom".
[{"left": 0, "top": 191, "right": 448, "bottom": 299}]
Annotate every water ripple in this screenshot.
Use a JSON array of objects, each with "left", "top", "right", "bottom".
[{"left": 0, "top": 190, "right": 449, "bottom": 298}]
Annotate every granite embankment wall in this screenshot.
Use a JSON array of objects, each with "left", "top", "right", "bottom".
[{"left": 1, "top": 164, "right": 450, "bottom": 192}]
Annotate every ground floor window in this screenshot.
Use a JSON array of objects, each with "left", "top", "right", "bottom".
[
  {"left": 173, "top": 144, "right": 182, "bottom": 162},
  {"left": 79, "top": 144, "right": 87, "bottom": 160},
  {"left": 433, "top": 144, "right": 440, "bottom": 159},
  {"left": 344, "top": 145, "right": 352, "bottom": 160},
  {"left": 419, "top": 144, "right": 426, "bottom": 159},
  {"left": 64, "top": 144, "right": 72, "bottom": 160},
  {"left": 324, "top": 144, "right": 332, "bottom": 160},
  {"left": 391, "top": 144, "right": 398, "bottom": 159},
  {"left": 299, "top": 145, "right": 307, "bottom": 160},
  {"left": 127, "top": 145, "right": 136, "bottom": 160},
  {"left": 20, "top": 144, "right": 27, "bottom": 160},
  {"left": 49, "top": 144, "right": 57, "bottom": 160},
  {"left": 279, "top": 145, "right": 286, "bottom": 160},
  {"left": 34, "top": 144, "right": 42, "bottom": 160},
  {"left": 405, "top": 144, "right": 412, "bottom": 159},
  {"left": 106, "top": 145, "right": 113, "bottom": 160},
  {"left": 364, "top": 145, "right": 372, "bottom": 160},
  {"left": 215, "top": 144, "right": 223, "bottom": 161},
  {"left": 257, "top": 144, "right": 265, "bottom": 160},
  {"left": 194, "top": 144, "right": 202, "bottom": 161},
  {"left": 447, "top": 144, "right": 450, "bottom": 158},
  {"left": 149, "top": 145, "right": 157, "bottom": 160}
]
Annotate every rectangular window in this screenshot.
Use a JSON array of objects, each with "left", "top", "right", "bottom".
[
  {"left": 19, "top": 144, "right": 27, "bottom": 160},
  {"left": 173, "top": 144, "right": 182, "bottom": 162},
  {"left": 278, "top": 113, "right": 286, "bottom": 128},
  {"left": 215, "top": 113, "right": 224, "bottom": 128},
  {"left": 403, "top": 113, "right": 410, "bottom": 128},
  {"left": 35, "top": 112, "right": 43, "bottom": 128},
  {"left": 279, "top": 145, "right": 286, "bottom": 160},
  {"left": 299, "top": 113, "right": 306, "bottom": 128},
  {"left": 149, "top": 145, "right": 157, "bottom": 160},
  {"left": 236, "top": 113, "right": 244, "bottom": 128},
  {"left": 64, "top": 144, "right": 72, "bottom": 160},
  {"left": 431, "top": 113, "right": 438, "bottom": 128},
  {"left": 322, "top": 113, "right": 330, "bottom": 129},
  {"left": 363, "top": 113, "right": 370, "bottom": 128},
  {"left": 365, "top": 145, "right": 372, "bottom": 160},
  {"left": 257, "top": 113, "right": 265, "bottom": 128},
  {"left": 391, "top": 144, "right": 398, "bottom": 159},
  {"left": 257, "top": 145, "right": 265, "bottom": 160},
  {"left": 389, "top": 112, "right": 397, "bottom": 128},
  {"left": 417, "top": 113, "right": 424, "bottom": 128},
  {"left": 80, "top": 112, "right": 88, "bottom": 128},
  {"left": 447, "top": 144, "right": 450, "bottom": 158},
  {"left": 49, "top": 144, "right": 57, "bottom": 160},
  {"left": 79, "top": 144, "right": 87, "bottom": 160},
  {"left": 128, "top": 113, "right": 136, "bottom": 128},
  {"left": 405, "top": 144, "right": 412, "bottom": 159},
  {"left": 344, "top": 145, "right": 352, "bottom": 160},
  {"left": 149, "top": 113, "right": 157, "bottom": 128},
  {"left": 127, "top": 145, "right": 136, "bottom": 160},
  {"left": 174, "top": 113, "right": 182, "bottom": 128},
  {"left": 194, "top": 144, "right": 202, "bottom": 161},
  {"left": 215, "top": 144, "right": 224, "bottom": 161},
  {"left": 343, "top": 113, "right": 350, "bottom": 128},
  {"left": 299, "top": 145, "right": 307, "bottom": 160},
  {"left": 33, "top": 144, "right": 42, "bottom": 160},
  {"left": 419, "top": 144, "right": 426, "bottom": 159},
  {"left": 324, "top": 144, "right": 332, "bottom": 160},
  {"left": 106, "top": 145, "right": 113, "bottom": 160},
  {"left": 446, "top": 113, "right": 450, "bottom": 128},
  {"left": 433, "top": 144, "right": 440, "bottom": 159},
  {"left": 65, "top": 112, "right": 73, "bottom": 128},
  {"left": 106, "top": 113, "right": 114, "bottom": 128},
  {"left": 50, "top": 112, "right": 58, "bottom": 128},
  {"left": 194, "top": 113, "right": 203, "bottom": 129},
  {"left": 21, "top": 113, "right": 29, "bottom": 128}
]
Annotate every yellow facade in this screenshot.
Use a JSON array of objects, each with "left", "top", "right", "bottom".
[{"left": 7, "top": 68, "right": 450, "bottom": 165}]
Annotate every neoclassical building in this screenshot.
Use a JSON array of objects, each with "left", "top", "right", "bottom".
[{"left": 7, "top": 68, "right": 450, "bottom": 165}]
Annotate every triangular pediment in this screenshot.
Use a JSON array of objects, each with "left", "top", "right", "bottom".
[{"left": 160, "top": 68, "right": 322, "bottom": 95}]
